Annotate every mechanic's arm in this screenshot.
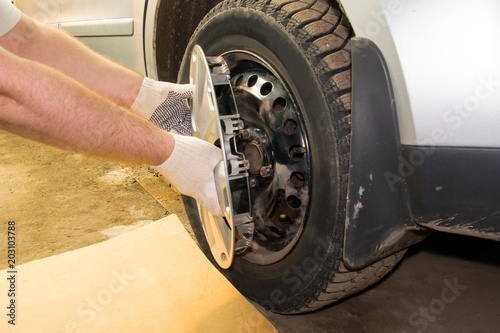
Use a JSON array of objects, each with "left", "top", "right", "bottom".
[
  {"left": 0, "top": 15, "right": 143, "bottom": 108},
  {"left": 0, "top": 47, "right": 223, "bottom": 216},
  {"left": 0, "top": 13, "right": 194, "bottom": 135}
]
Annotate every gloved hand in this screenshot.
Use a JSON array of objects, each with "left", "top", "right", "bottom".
[
  {"left": 154, "top": 133, "right": 224, "bottom": 216},
  {"left": 131, "top": 78, "right": 193, "bottom": 136}
]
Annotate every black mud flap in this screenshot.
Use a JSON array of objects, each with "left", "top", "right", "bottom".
[{"left": 344, "top": 37, "right": 428, "bottom": 270}]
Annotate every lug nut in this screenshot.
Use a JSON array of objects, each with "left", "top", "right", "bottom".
[
  {"left": 238, "top": 129, "right": 250, "bottom": 141},
  {"left": 260, "top": 166, "right": 274, "bottom": 178},
  {"left": 249, "top": 178, "right": 259, "bottom": 188}
]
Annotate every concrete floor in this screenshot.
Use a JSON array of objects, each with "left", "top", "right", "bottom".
[{"left": 259, "top": 232, "right": 500, "bottom": 333}]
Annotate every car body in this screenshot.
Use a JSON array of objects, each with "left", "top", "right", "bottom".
[{"left": 13, "top": 0, "right": 500, "bottom": 313}]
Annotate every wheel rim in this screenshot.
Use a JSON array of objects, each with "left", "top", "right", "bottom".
[{"left": 196, "top": 49, "right": 312, "bottom": 266}]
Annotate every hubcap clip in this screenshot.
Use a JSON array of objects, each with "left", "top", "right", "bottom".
[{"left": 189, "top": 45, "right": 254, "bottom": 268}]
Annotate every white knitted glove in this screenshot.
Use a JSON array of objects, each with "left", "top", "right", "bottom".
[
  {"left": 131, "top": 78, "right": 193, "bottom": 136},
  {"left": 154, "top": 133, "right": 224, "bottom": 216}
]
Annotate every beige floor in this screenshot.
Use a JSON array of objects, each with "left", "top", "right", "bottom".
[{"left": 0, "top": 215, "right": 276, "bottom": 333}]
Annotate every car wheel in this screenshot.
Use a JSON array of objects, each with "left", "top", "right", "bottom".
[{"left": 178, "top": 0, "right": 405, "bottom": 314}]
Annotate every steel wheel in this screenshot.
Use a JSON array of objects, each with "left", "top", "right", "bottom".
[{"left": 220, "top": 51, "right": 311, "bottom": 265}]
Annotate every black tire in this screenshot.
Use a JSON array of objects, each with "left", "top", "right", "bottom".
[{"left": 179, "top": 0, "right": 404, "bottom": 314}]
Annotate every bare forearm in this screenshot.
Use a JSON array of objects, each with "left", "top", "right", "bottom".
[
  {"left": 0, "top": 15, "right": 143, "bottom": 108},
  {"left": 0, "top": 49, "right": 172, "bottom": 165}
]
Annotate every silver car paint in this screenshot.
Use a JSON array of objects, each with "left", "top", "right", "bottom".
[
  {"left": 14, "top": 0, "right": 59, "bottom": 25},
  {"left": 144, "top": 0, "right": 159, "bottom": 80},
  {"left": 339, "top": 0, "right": 500, "bottom": 147},
  {"left": 61, "top": 0, "right": 148, "bottom": 75},
  {"left": 15, "top": 0, "right": 148, "bottom": 74}
]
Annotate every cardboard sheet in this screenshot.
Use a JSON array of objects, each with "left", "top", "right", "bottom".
[{"left": 0, "top": 215, "right": 276, "bottom": 332}]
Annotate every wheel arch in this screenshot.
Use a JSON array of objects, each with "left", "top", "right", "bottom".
[
  {"left": 143, "top": 0, "right": 159, "bottom": 79},
  {"left": 146, "top": 0, "right": 223, "bottom": 82}
]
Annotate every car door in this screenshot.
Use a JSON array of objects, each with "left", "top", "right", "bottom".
[{"left": 58, "top": 0, "right": 146, "bottom": 74}]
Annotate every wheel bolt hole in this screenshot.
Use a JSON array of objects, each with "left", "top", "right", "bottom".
[
  {"left": 273, "top": 97, "right": 287, "bottom": 112},
  {"left": 255, "top": 229, "right": 268, "bottom": 241},
  {"left": 260, "top": 82, "right": 273, "bottom": 96},
  {"left": 287, "top": 195, "right": 302, "bottom": 209},
  {"left": 248, "top": 75, "right": 258, "bottom": 87},
  {"left": 279, "top": 214, "right": 292, "bottom": 225},
  {"left": 290, "top": 172, "right": 306, "bottom": 187},
  {"left": 289, "top": 145, "right": 306, "bottom": 161},
  {"left": 269, "top": 226, "right": 282, "bottom": 237},
  {"left": 235, "top": 75, "right": 244, "bottom": 87},
  {"left": 283, "top": 119, "right": 298, "bottom": 135}
]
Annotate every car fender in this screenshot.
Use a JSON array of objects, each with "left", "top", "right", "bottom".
[
  {"left": 338, "top": 0, "right": 500, "bottom": 148},
  {"left": 339, "top": 0, "right": 500, "bottom": 267},
  {"left": 143, "top": 0, "right": 159, "bottom": 79}
]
